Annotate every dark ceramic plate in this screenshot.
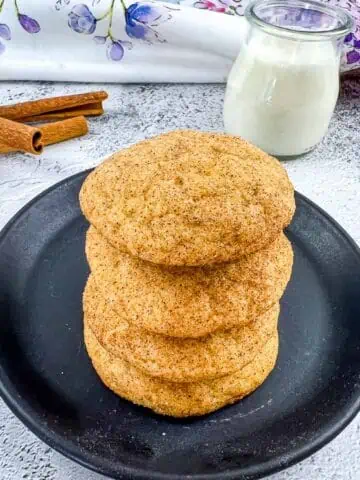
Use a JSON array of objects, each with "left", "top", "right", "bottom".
[{"left": 0, "top": 170, "right": 360, "bottom": 480}]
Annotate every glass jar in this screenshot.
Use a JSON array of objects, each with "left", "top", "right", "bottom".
[{"left": 223, "top": 0, "right": 354, "bottom": 157}]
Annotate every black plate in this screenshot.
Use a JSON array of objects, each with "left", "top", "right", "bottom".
[{"left": 0, "top": 170, "right": 360, "bottom": 480}]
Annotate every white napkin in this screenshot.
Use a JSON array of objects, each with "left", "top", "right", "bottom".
[{"left": 0, "top": 0, "right": 358, "bottom": 82}]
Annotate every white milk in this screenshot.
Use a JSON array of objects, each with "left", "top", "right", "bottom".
[{"left": 224, "top": 34, "right": 340, "bottom": 156}]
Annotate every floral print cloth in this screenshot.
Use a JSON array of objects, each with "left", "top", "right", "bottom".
[{"left": 0, "top": 0, "right": 359, "bottom": 82}]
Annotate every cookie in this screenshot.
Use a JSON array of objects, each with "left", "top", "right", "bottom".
[
  {"left": 84, "top": 275, "right": 279, "bottom": 382},
  {"left": 86, "top": 226, "right": 293, "bottom": 338},
  {"left": 84, "top": 322, "right": 279, "bottom": 417},
  {"left": 80, "top": 130, "right": 295, "bottom": 266}
]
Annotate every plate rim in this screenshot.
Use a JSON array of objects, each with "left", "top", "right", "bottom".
[{"left": 0, "top": 169, "right": 359, "bottom": 480}]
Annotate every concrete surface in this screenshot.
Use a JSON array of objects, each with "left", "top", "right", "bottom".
[{"left": 0, "top": 82, "right": 359, "bottom": 480}]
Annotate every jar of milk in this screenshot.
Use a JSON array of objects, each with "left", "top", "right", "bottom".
[{"left": 223, "top": 0, "right": 354, "bottom": 157}]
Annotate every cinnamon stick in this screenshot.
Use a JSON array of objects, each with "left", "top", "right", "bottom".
[
  {"left": 0, "top": 91, "right": 108, "bottom": 121},
  {"left": 20, "top": 102, "right": 104, "bottom": 123},
  {"left": 0, "top": 116, "right": 88, "bottom": 154},
  {"left": 0, "top": 117, "right": 43, "bottom": 154}
]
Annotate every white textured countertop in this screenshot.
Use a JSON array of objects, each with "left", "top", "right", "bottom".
[{"left": 0, "top": 82, "right": 359, "bottom": 480}]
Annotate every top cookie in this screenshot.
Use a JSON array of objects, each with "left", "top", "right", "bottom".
[{"left": 80, "top": 130, "right": 295, "bottom": 266}]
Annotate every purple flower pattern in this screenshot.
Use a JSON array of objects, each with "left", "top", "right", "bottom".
[
  {"left": 347, "top": 49, "right": 360, "bottom": 63},
  {"left": 14, "top": 0, "right": 41, "bottom": 34},
  {"left": 18, "top": 14, "right": 40, "bottom": 33},
  {"left": 68, "top": 4, "right": 97, "bottom": 33},
  {"left": 0, "top": 0, "right": 39, "bottom": 55},
  {"left": 0, "top": 23, "right": 11, "bottom": 40},
  {"left": 94, "top": 34, "right": 107, "bottom": 43},
  {"left": 66, "top": 0, "right": 174, "bottom": 61},
  {"left": 125, "top": 3, "right": 170, "bottom": 42},
  {"left": 107, "top": 39, "right": 124, "bottom": 59},
  {"left": 344, "top": 31, "right": 360, "bottom": 64},
  {"left": 0, "top": 23, "right": 10, "bottom": 55},
  {"left": 323, "top": 0, "right": 360, "bottom": 70},
  {"left": 192, "top": 0, "right": 243, "bottom": 16}
]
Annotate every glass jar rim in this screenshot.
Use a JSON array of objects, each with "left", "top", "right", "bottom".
[{"left": 245, "top": 0, "right": 354, "bottom": 41}]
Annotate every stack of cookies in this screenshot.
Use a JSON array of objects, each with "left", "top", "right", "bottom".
[{"left": 79, "top": 130, "right": 295, "bottom": 417}]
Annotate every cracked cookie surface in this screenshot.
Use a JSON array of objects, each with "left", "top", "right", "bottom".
[
  {"left": 80, "top": 130, "right": 295, "bottom": 266},
  {"left": 86, "top": 226, "right": 293, "bottom": 338},
  {"left": 84, "top": 321, "right": 279, "bottom": 418},
  {"left": 84, "top": 275, "right": 279, "bottom": 383}
]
